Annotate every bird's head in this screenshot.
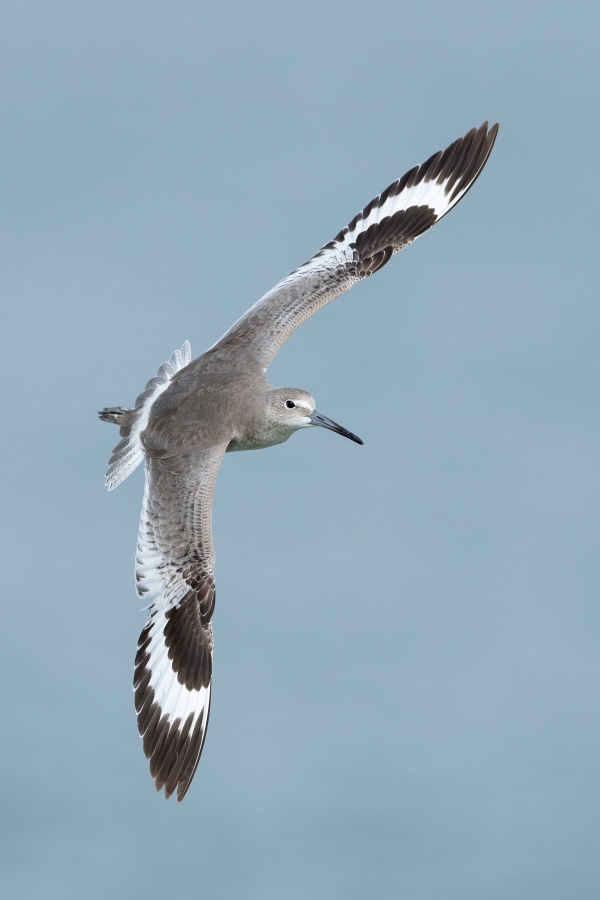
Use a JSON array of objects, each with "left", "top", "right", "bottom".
[{"left": 267, "top": 388, "right": 363, "bottom": 444}]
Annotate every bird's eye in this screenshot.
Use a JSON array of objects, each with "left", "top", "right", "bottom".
[{"left": 285, "top": 400, "right": 296, "bottom": 409}]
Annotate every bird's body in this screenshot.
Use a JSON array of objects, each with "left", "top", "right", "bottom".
[
  {"left": 147, "top": 349, "right": 271, "bottom": 451},
  {"left": 101, "top": 122, "right": 498, "bottom": 800}
]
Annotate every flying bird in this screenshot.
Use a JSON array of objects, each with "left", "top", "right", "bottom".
[{"left": 101, "top": 122, "right": 498, "bottom": 800}]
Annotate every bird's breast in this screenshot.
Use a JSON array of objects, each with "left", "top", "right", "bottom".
[{"left": 226, "top": 425, "right": 292, "bottom": 453}]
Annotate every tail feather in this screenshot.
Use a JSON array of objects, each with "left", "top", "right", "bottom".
[{"left": 99, "top": 406, "right": 133, "bottom": 425}]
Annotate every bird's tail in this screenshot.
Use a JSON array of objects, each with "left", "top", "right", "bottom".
[{"left": 99, "top": 406, "right": 133, "bottom": 425}]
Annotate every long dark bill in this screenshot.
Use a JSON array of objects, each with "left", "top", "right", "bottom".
[{"left": 309, "top": 410, "right": 363, "bottom": 445}]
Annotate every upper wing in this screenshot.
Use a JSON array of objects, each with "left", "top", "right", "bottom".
[
  {"left": 133, "top": 442, "right": 227, "bottom": 801},
  {"left": 212, "top": 122, "right": 498, "bottom": 369}
]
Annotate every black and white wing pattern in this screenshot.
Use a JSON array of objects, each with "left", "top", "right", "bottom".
[
  {"left": 133, "top": 443, "right": 227, "bottom": 801},
  {"left": 213, "top": 122, "right": 498, "bottom": 369}
]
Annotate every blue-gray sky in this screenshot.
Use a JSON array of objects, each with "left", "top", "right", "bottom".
[{"left": 2, "top": 2, "right": 599, "bottom": 898}]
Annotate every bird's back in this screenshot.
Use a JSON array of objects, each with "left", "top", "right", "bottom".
[{"left": 143, "top": 345, "right": 269, "bottom": 454}]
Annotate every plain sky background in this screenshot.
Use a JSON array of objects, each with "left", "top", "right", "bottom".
[{"left": 2, "top": 2, "right": 599, "bottom": 898}]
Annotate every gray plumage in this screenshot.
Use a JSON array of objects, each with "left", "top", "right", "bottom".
[{"left": 101, "top": 122, "right": 498, "bottom": 801}]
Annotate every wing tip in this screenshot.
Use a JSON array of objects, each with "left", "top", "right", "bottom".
[
  {"left": 443, "top": 119, "right": 499, "bottom": 206},
  {"left": 134, "top": 610, "right": 213, "bottom": 802}
]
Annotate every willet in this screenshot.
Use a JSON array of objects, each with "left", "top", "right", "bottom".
[{"left": 101, "top": 122, "right": 498, "bottom": 801}]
